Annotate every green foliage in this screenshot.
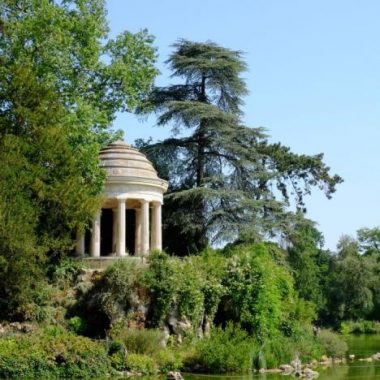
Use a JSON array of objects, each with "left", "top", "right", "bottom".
[
  {"left": 286, "top": 216, "right": 330, "bottom": 313},
  {"left": 51, "top": 258, "right": 85, "bottom": 289},
  {"left": 143, "top": 250, "right": 225, "bottom": 327},
  {"left": 154, "top": 349, "right": 183, "bottom": 372},
  {"left": 108, "top": 327, "right": 182, "bottom": 373},
  {"left": 317, "top": 329, "right": 348, "bottom": 358},
  {"left": 143, "top": 251, "right": 176, "bottom": 326},
  {"left": 0, "top": 328, "right": 110, "bottom": 378},
  {"left": 0, "top": 138, "right": 47, "bottom": 319},
  {"left": 192, "top": 251, "right": 226, "bottom": 319},
  {"left": 326, "top": 239, "right": 374, "bottom": 323},
  {"left": 138, "top": 39, "right": 342, "bottom": 254},
  {"left": 185, "top": 324, "right": 255, "bottom": 373},
  {"left": 255, "top": 329, "right": 323, "bottom": 369},
  {"left": 108, "top": 340, "right": 127, "bottom": 371},
  {"left": 182, "top": 323, "right": 326, "bottom": 372},
  {"left": 314, "top": 229, "right": 380, "bottom": 324},
  {"left": 112, "top": 327, "right": 164, "bottom": 355},
  {"left": 358, "top": 227, "right": 380, "bottom": 255},
  {"left": 67, "top": 316, "right": 87, "bottom": 335},
  {"left": 174, "top": 258, "right": 205, "bottom": 324},
  {"left": 340, "top": 321, "right": 351, "bottom": 336},
  {"left": 97, "top": 260, "right": 143, "bottom": 324},
  {"left": 0, "top": 0, "right": 157, "bottom": 319},
  {"left": 126, "top": 353, "right": 156, "bottom": 375},
  {"left": 222, "top": 244, "right": 296, "bottom": 340},
  {"left": 340, "top": 320, "right": 380, "bottom": 334}
]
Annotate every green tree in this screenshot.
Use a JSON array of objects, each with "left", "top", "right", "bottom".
[
  {"left": 285, "top": 215, "right": 330, "bottom": 313},
  {"left": 326, "top": 236, "right": 373, "bottom": 323},
  {"left": 356, "top": 227, "right": 380, "bottom": 319},
  {"left": 0, "top": 0, "right": 158, "bottom": 318},
  {"left": 138, "top": 40, "right": 342, "bottom": 254},
  {"left": 357, "top": 227, "right": 380, "bottom": 255}
]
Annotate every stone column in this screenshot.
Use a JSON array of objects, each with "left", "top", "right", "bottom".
[
  {"left": 141, "top": 199, "right": 150, "bottom": 255},
  {"left": 90, "top": 210, "right": 101, "bottom": 257},
  {"left": 112, "top": 208, "right": 118, "bottom": 254},
  {"left": 134, "top": 208, "right": 142, "bottom": 256},
  {"left": 75, "top": 230, "right": 85, "bottom": 256},
  {"left": 116, "top": 198, "right": 126, "bottom": 256},
  {"left": 151, "top": 202, "right": 162, "bottom": 251}
]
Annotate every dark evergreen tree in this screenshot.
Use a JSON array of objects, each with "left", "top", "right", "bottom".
[{"left": 138, "top": 40, "right": 343, "bottom": 255}]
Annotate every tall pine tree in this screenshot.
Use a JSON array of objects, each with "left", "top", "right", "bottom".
[{"left": 138, "top": 39, "right": 343, "bottom": 255}]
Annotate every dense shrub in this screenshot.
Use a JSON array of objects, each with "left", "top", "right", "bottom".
[
  {"left": 143, "top": 251, "right": 176, "bottom": 326},
  {"left": 111, "top": 327, "right": 164, "bottom": 355},
  {"left": 174, "top": 259, "right": 205, "bottom": 324},
  {"left": 0, "top": 327, "right": 110, "bottom": 378},
  {"left": 126, "top": 353, "right": 156, "bottom": 375},
  {"left": 51, "top": 258, "right": 85, "bottom": 289},
  {"left": 144, "top": 251, "right": 225, "bottom": 328},
  {"left": 154, "top": 349, "right": 183, "bottom": 372},
  {"left": 255, "top": 328, "right": 323, "bottom": 369},
  {"left": 222, "top": 244, "right": 297, "bottom": 340},
  {"left": 184, "top": 324, "right": 255, "bottom": 373},
  {"left": 97, "top": 260, "right": 143, "bottom": 323},
  {"left": 190, "top": 251, "right": 226, "bottom": 322},
  {"left": 317, "top": 329, "right": 348, "bottom": 358},
  {"left": 67, "top": 315, "right": 87, "bottom": 335},
  {"left": 74, "top": 260, "right": 145, "bottom": 336},
  {"left": 108, "top": 340, "right": 127, "bottom": 371}
]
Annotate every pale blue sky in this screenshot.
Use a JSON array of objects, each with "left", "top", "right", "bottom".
[{"left": 106, "top": 0, "right": 380, "bottom": 250}]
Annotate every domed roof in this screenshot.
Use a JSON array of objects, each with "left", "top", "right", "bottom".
[{"left": 99, "top": 140, "right": 161, "bottom": 181}]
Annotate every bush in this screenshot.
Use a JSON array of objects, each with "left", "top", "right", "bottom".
[
  {"left": 317, "top": 329, "right": 348, "bottom": 358},
  {"left": 255, "top": 337, "right": 292, "bottom": 369},
  {"left": 51, "top": 258, "right": 84, "bottom": 289},
  {"left": 154, "top": 349, "right": 183, "bottom": 372},
  {"left": 112, "top": 327, "right": 164, "bottom": 355},
  {"left": 98, "top": 260, "right": 143, "bottom": 323},
  {"left": 144, "top": 251, "right": 224, "bottom": 328},
  {"left": 222, "top": 244, "right": 297, "bottom": 340},
  {"left": 174, "top": 259, "right": 205, "bottom": 324},
  {"left": 184, "top": 324, "right": 255, "bottom": 373},
  {"left": 67, "top": 315, "right": 87, "bottom": 335},
  {"left": 255, "top": 328, "right": 323, "bottom": 369},
  {"left": 108, "top": 340, "right": 127, "bottom": 371},
  {"left": 143, "top": 251, "right": 176, "bottom": 326},
  {"left": 0, "top": 327, "right": 110, "bottom": 378},
  {"left": 340, "top": 320, "right": 380, "bottom": 334},
  {"left": 126, "top": 353, "right": 156, "bottom": 375}
]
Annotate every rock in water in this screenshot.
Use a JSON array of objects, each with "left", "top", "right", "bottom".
[
  {"left": 279, "top": 364, "right": 294, "bottom": 374},
  {"left": 167, "top": 371, "right": 184, "bottom": 380},
  {"left": 303, "top": 367, "right": 319, "bottom": 378}
]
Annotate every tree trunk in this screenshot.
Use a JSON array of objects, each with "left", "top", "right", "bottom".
[{"left": 196, "top": 75, "right": 207, "bottom": 187}]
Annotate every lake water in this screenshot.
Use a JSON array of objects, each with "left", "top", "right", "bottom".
[{"left": 185, "top": 335, "right": 380, "bottom": 380}]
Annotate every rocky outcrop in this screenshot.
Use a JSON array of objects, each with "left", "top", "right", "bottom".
[
  {"left": 279, "top": 364, "right": 293, "bottom": 374},
  {"left": 167, "top": 312, "right": 192, "bottom": 344},
  {"left": 261, "top": 357, "right": 319, "bottom": 378}
]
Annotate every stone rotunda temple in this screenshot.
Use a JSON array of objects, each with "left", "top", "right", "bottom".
[{"left": 75, "top": 140, "right": 168, "bottom": 258}]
